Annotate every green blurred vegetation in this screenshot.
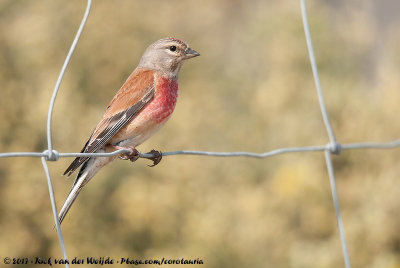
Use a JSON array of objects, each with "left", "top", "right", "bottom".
[{"left": 1, "top": 0, "right": 400, "bottom": 267}]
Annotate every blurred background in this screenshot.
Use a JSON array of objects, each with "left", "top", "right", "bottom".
[{"left": 1, "top": 0, "right": 400, "bottom": 267}]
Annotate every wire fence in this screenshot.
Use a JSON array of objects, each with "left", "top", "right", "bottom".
[{"left": 1, "top": 1, "right": 399, "bottom": 267}]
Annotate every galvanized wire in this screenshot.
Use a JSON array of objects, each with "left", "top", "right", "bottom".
[
  {"left": 45, "top": 1, "right": 91, "bottom": 267},
  {"left": 0, "top": 1, "right": 399, "bottom": 267},
  {"left": 300, "top": 0, "right": 338, "bottom": 151},
  {"left": 300, "top": 0, "right": 349, "bottom": 266},
  {"left": 2, "top": 140, "right": 400, "bottom": 160},
  {"left": 324, "top": 151, "right": 351, "bottom": 268},
  {"left": 41, "top": 157, "right": 69, "bottom": 268},
  {"left": 46, "top": 0, "right": 92, "bottom": 161}
]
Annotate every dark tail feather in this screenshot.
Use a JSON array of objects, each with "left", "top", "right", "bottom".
[
  {"left": 63, "top": 139, "right": 92, "bottom": 176},
  {"left": 63, "top": 156, "right": 89, "bottom": 176},
  {"left": 58, "top": 162, "right": 89, "bottom": 224}
]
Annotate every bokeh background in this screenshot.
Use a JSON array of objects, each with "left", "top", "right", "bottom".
[{"left": 1, "top": 0, "right": 400, "bottom": 267}]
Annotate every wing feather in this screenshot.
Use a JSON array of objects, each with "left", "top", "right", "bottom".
[{"left": 63, "top": 69, "right": 155, "bottom": 177}]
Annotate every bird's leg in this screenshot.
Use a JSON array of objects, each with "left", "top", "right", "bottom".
[
  {"left": 143, "top": 150, "right": 163, "bottom": 167},
  {"left": 110, "top": 145, "right": 140, "bottom": 162}
]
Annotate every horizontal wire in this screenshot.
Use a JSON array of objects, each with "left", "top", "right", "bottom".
[
  {"left": 0, "top": 152, "right": 49, "bottom": 158},
  {"left": 1, "top": 139, "right": 400, "bottom": 160},
  {"left": 161, "top": 146, "right": 326, "bottom": 157},
  {"left": 342, "top": 139, "right": 400, "bottom": 150}
]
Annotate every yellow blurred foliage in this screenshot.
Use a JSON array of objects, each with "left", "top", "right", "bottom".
[{"left": 1, "top": 0, "right": 400, "bottom": 267}]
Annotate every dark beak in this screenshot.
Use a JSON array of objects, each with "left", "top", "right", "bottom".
[{"left": 185, "top": 47, "right": 200, "bottom": 58}]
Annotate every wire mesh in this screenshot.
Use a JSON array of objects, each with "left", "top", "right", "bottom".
[{"left": 0, "top": 1, "right": 399, "bottom": 267}]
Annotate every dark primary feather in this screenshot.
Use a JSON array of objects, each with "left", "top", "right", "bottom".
[{"left": 63, "top": 86, "right": 155, "bottom": 177}]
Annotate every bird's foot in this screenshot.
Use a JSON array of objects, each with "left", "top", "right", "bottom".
[
  {"left": 112, "top": 146, "right": 161, "bottom": 165},
  {"left": 117, "top": 147, "right": 140, "bottom": 162},
  {"left": 143, "top": 150, "right": 162, "bottom": 167}
]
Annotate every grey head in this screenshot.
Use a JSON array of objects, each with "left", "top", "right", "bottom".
[{"left": 138, "top": 37, "right": 200, "bottom": 78}]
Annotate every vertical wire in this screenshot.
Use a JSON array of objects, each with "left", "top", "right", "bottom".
[
  {"left": 324, "top": 151, "right": 351, "bottom": 268},
  {"left": 300, "top": 0, "right": 337, "bottom": 146},
  {"left": 301, "top": 0, "right": 351, "bottom": 267},
  {"left": 46, "top": 0, "right": 92, "bottom": 159},
  {"left": 42, "top": 1, "right": 92, "bottom": 266},
  {"left": 41, "top": 158, "right": 69, "bottom": 268}
]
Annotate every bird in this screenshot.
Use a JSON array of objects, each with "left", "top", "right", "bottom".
[{"left": 58, "top": 37, "right": 199, "bottom": 224}]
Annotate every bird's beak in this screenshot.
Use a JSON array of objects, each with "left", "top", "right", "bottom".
[{"left": 184, "top": 47, "right": 200, "bottom": 59}]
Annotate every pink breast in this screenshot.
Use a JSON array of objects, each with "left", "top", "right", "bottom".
[{"left": 144, "top": 77, "right": 178, "bottom": 123}]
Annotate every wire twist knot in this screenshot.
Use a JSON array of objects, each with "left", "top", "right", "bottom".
[
  {"left": 327, "top": 142, "right": 341, "bottom": 155},
  {"left": 43, "top": 150, "right": 59, "bottom": 161}
]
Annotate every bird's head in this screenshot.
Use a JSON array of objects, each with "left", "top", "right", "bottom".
[{"left": 138, "top": 37, "right": 200, "bottom": 78}]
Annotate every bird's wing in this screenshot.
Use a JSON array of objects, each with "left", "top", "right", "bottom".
[{"left": 63, "top": 69, "right": 156, "bottom": 177}]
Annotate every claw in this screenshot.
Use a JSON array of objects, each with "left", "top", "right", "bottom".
[
  {"left": 118, "top": 147, "right": 140, "bottom": 162},
  {"left": 145, "top": 150, "right": 162, "bottom": 167},
  {"left": 113, "top": 146, "right": 161, "bottom": 166}
]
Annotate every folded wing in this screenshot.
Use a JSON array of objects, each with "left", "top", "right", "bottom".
[{"left": 63, "top": 69, "right": 156, "bottom": 177}]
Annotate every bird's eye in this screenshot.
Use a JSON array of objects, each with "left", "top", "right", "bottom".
[{"left": 169, "top": 46, "right": 177, "bottom": 52}]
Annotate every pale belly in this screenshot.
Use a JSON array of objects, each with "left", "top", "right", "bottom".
[{"left": 112, "top": 115, "right": 170, "bottom": 148}]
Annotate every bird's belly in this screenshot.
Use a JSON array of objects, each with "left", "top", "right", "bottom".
[{"left": 113, "top": 117, "right": 168, "bottom": 148}]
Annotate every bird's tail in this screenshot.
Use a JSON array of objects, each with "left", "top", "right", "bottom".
[
  {"left": 58, "top": 155, "right": 110, "bottom": 224},
  {"left": 57, "top": 161, "right": 90, "bottom": 224},
  {"left": 57, "top": 180, "right": 84, "bottom": 225}
]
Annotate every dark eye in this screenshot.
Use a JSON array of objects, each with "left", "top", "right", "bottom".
[{"left": 169, "top": 46, "right": 177, "bottom": 52}]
